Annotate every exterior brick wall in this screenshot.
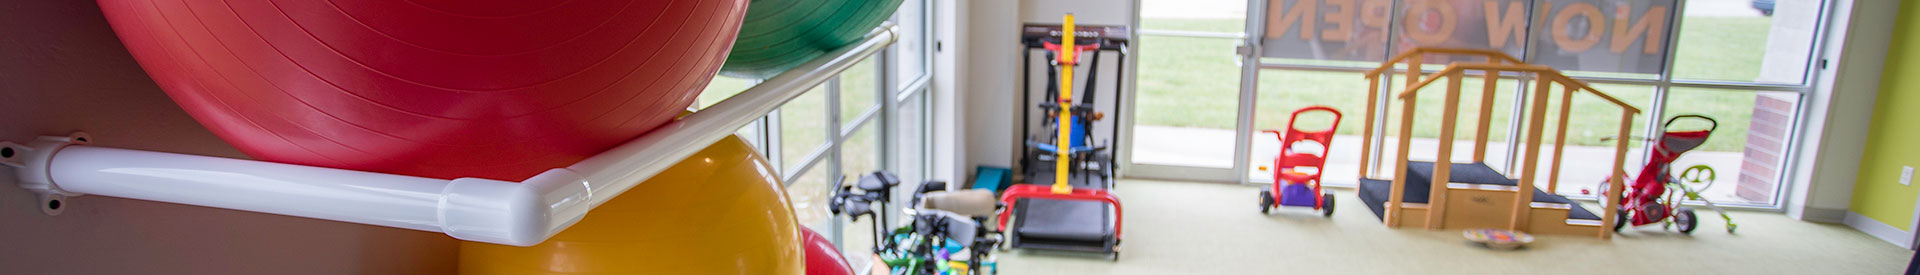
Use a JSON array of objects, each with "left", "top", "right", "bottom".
[{"left": 1738, "top": 93, "right": 1796, "bottom": 202}]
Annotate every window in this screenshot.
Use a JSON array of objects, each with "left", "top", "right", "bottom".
[
  {"left": 841, "top": 59, "right": 882, "bottom": 125},
  {"left": 892, "top": 0, "right": 930, "bottom": 89},
  {"left": 692, "top": 0, "right": 936, "bottom": 259},
  {"left": 1132, "top": 33, "right": 1244, "bottom": 169},
  {"left": 1671, "top": 0, "right": 1823, "bottom": 84},
  {"left": 1207, "top": 0, "right": 1826, "bottom": 208},
  {"left": 779, "top": 86, "right": 830, "bottom": 173},
  {"left": 789, "top": 165, "right": 833, "bottom": 232},
  {"left": 1657, "top": 89, "right": 1799, "bottom": 205}
]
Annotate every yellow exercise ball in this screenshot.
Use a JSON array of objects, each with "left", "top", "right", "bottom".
[{"left": 458, "top": 136, "right": 804, "bottom": 274}]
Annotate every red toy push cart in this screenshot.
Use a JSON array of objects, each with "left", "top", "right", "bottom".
[{"left": 1258, "top": 106, "right": 1341, "bottom": 217}]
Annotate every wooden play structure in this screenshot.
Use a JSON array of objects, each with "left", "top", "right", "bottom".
[{"left": 1353, "top": 48, "right": 1640, "bottom": 239}]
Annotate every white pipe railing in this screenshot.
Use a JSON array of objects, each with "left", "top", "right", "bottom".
[{"left": 0, "top": 24, "right": 897, "bottom": 247}]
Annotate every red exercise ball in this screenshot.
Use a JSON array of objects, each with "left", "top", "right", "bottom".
[
  {"left": 802, "top": 227, "right": 855, "bottom": 275},
  {"left": 97, "top": 0, "right": 748, "bottom": 180}
]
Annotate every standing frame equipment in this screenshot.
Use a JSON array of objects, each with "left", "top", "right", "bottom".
[
  {"left": 998, "top": 14, "right": 1126, "bottom": 260},
  {"left": 1016, "top": 20, "right": 1129, "bottom": 184}
]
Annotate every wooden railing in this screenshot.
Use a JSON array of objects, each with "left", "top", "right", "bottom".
[
  {"left": 1359, "top": 48, "right": 1522, "bottom": 178},
  {"left": 1358, "top": 48, "right": 1638, "bottom": 239}
]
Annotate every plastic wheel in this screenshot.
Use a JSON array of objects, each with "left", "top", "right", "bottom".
[
  {"left": 996, "top": 229, "right": 1011, "bottom": 251},
  {"left": 1258, "top": 190, "right": 1274, "bottom": 214},
  {"left": 1614, "top": 209, "right": 1629, "bottom": 232},
  {"left": 1676, "top": 207, "right": 1699, "bottom": 234},
  {"left": 1321, "top": 194, "right": 1336, "bottom": 217}
]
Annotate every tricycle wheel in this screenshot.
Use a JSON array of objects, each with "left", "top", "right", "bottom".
[
  {"left": 1258, "top": 190, "right": 1273, "bottom": 214},
  {"left": 1321, "top": 194, "right": 1336, "bottom": 217},
  {"left": 1676, "top": 207, "right": 1699, "bottom": 234},
  {"left": 1614, "top": 209, "right": 1629, "bottom": 232}
]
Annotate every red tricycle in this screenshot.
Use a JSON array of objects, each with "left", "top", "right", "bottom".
[
  {"left": 1588, "top": 114, "right": 1737, "bottom": 234},
  {"left": 1257, "top": 106, "right": 1340, "bottom": 217}
]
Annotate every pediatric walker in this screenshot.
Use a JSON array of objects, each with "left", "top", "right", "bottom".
[
  {"left": 1256, "top": 106, "right": 1341, "bottom": 217},
  {"left": 997, "top": 13, "right": 1126, "bottom": 260},
  {"left": 831, "top": 172, "right": 1003, "bottom": 275},
  {"left": 1599, "top": 114, "right": 1737, "bottom": 234}
]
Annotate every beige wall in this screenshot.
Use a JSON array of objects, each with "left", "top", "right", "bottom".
[{"left": 0, "top": 1, "right": 458, "bottom": 273}]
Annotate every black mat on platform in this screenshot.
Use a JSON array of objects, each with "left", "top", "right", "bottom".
[
  {"left": 1357, "top": 162, "right": 1601, "bottom": 222},
  {"left": 1407, "top": 161, "right": 1518, "bottom": 186}
]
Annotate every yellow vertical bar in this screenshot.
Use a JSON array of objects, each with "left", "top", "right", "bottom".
[
  {"left": 1387, "top": 91, "right": 1418, "bottom": 228},
  {"left": 1547, "top": 85, "right": 1575, "bottom": 194},
  {"left": 1427, "top": 70, "right": 1464, "bottom": 229},
  {"left": 1473, "top": 69, "right": 1499, "bottom": 162},
  {"left": 1361, "top": 75, "right": 1379, "bottom": 178},
  {"left": 1602, "top": 109, "right": 1634, "bottom": 239},
  {"left": 1406, "top": 55, "right": 1423, "bottom": 94},
  {"left": 1510, "top": 74, "right": 1552, "bottom": 230},
  {"left": 1053, "top": 14, "right": 1076, "bottom": 193}
]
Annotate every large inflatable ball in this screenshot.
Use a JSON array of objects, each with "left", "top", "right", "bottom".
[
  {"left": 458, "top": 136, "right": 803, "bottom": 274},
  {"left": 802, "top": 227, "right": 855, "bottom": 275},
  {"left": 720, "top": 0, "right": 905, "bottom": 78},
  {"left": 97, "top": 0, "right": 749, "bottom": 180}
]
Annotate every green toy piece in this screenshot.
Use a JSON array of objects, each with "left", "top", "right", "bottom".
[{"left": 1670, "top": 165, "right": 1737, "bottom": 234}]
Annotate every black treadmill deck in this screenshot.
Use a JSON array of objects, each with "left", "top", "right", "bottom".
[{"left": 1009, "top": 167, "right": 1118, "bottom": 254}]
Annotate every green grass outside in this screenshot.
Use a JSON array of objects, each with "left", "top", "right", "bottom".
[{"left": 1134, "top": 17, "right": 1783, "bottom": 152}]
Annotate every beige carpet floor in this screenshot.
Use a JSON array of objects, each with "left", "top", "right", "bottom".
[{"left": 982, "top": 179, "right": 1911, "bottom": 274}]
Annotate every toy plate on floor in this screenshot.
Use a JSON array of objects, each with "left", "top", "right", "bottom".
[{"left": 1463, "top": 228, "right": 1534, "bottom": 250}]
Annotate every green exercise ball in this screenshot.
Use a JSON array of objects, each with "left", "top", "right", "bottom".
[{"left": 720, "top": 0, "right": 904, "bottom": 78}]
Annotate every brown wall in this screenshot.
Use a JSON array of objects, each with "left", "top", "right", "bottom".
[{"left": 0, "top": 1, "right": 458, "bottom": 273}]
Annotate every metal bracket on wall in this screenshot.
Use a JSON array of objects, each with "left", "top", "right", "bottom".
[{"left": 0, "top": 132, "right": 91, "bottom": 216}]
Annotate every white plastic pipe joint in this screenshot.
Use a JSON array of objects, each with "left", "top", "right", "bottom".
[
  {"left": 438, "top": 168, "right": 594, "bottom": 246},
  {"left": 0, "top": 132, "right": 91, "bottom": 215}
]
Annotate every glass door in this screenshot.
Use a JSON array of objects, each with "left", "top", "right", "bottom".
[{"left": 1122, "top": 0, "right": 1255, "bottom": 183}]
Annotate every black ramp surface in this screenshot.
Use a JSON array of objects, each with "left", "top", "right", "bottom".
[
  {"left": 1533, "top": 192, "right": 1602, "bottom": 221},
  {"left": 1359, "top": 178, "right": 1392, "bottom": 221}
]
